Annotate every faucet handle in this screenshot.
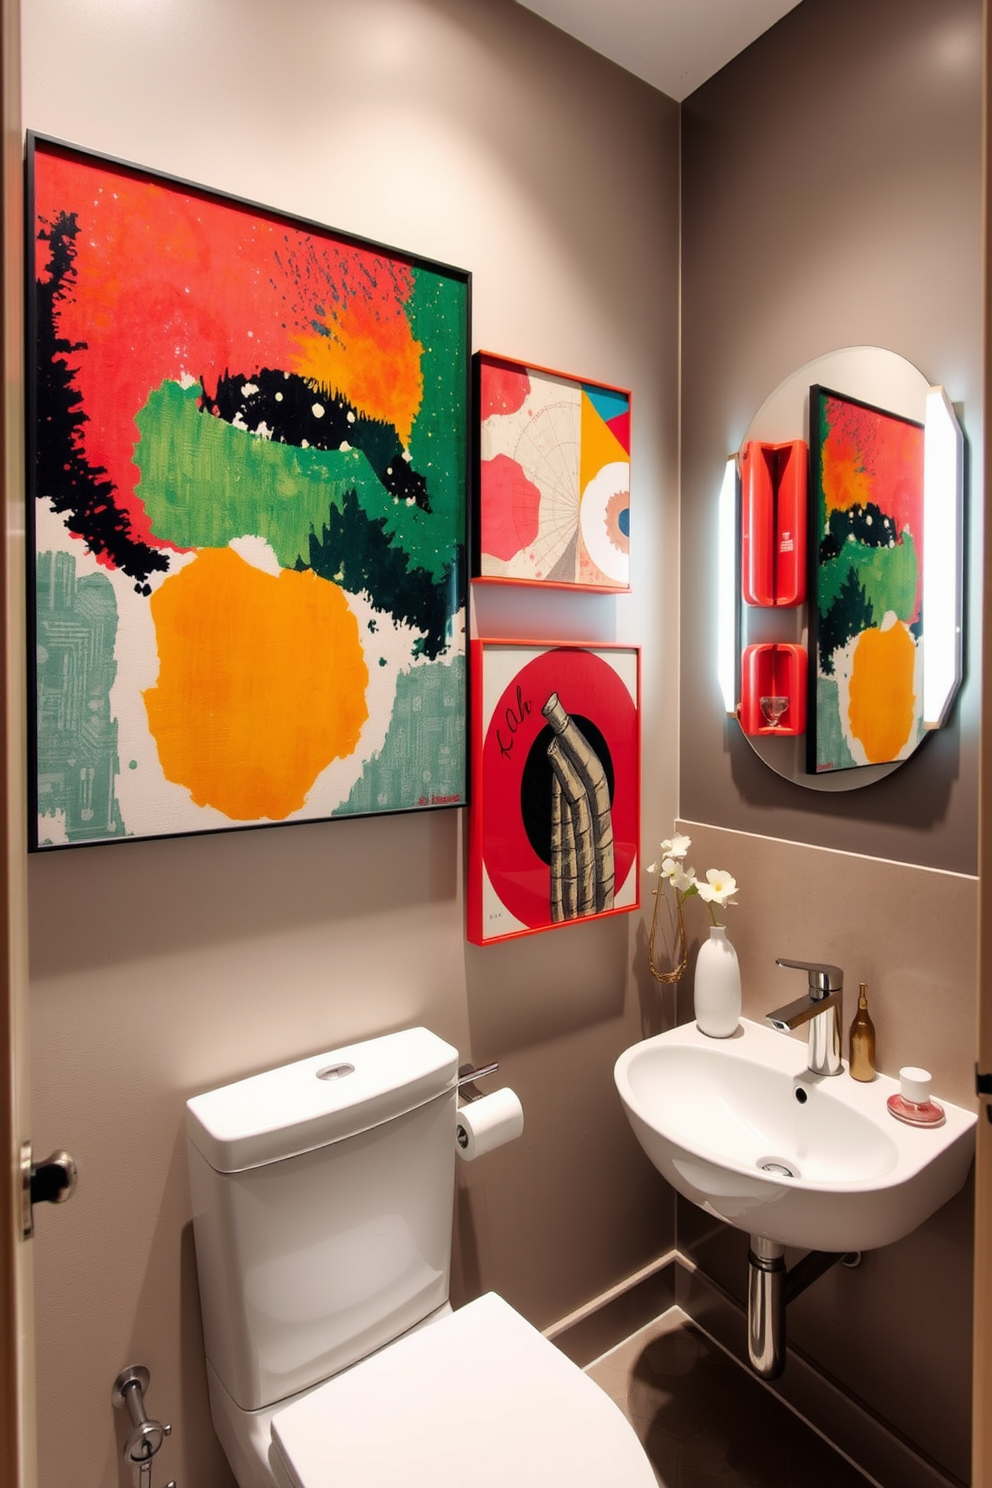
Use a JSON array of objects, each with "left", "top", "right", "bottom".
[{"left": 775, "top": 958, "right": 843, "bottom": 997}]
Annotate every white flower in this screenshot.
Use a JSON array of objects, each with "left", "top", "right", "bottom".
[
  {"left": 649, "top": 833, "right": 692, "bottom": 877},
  {"left": 695, "top": 869, "right": 738, "bottom": 907},
  {"left": 648, "top": 825, "right": 739, "bottom": 983},
  {"left": 658, "top": 832, "right": 691, "bottom": 861},
  {"left": 670, "top": 862, "right": 696, "bottom": 894}
]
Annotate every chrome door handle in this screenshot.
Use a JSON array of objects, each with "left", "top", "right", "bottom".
[{"left": 20, "top": 1141, "right": 77, "bottom": 1238}]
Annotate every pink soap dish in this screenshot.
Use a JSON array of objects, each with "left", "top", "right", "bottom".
[{"left": 887, "top": 1093, "right": 946, "bottom": 1128}]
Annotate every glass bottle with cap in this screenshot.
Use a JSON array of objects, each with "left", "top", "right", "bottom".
[{"left": 848, "top": 981, "right": 876, "bottom": 1081}]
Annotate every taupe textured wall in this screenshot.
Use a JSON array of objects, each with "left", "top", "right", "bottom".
[
  {"left": 677, "top": 0, "right": 982, "bottom": 1477},
  {"left": 22, "top": 0, "right": 983, "bottom": 1484},
  {"left": 680, "top": 0, "right": 983, "bottom": 874},
  {"left": 22, "top": 2, "right": 680, "bottom": 1484}
]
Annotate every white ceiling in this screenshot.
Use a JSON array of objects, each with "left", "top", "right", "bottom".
[{"left": 515, "top": 0, "right": 803, "bottom": 101}]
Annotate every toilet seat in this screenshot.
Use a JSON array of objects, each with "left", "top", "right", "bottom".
[{"left": 270, "top": 1291, "right": 655, "bottom": 1488}]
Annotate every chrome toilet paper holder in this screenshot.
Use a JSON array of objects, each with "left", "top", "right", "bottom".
[
  {"left": 455, "top": 1061, "right": 525, "bottom": 1160},
  {"left": 457, "top": 1061, "right": 499, "bottom": 1103}
]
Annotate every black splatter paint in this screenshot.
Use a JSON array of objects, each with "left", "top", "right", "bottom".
[
  {"left": 818, "top": 501, "right": 898, "bottom": 563},
  {"left": 34, "top": 211, "right": 169, "bottom": 591},
  {"left": 302, "top": 489, "right": 457, "bottom": 659},
  {"left": 201, "top": 369, "right": 431, "bottom": 511},
  {"left": 818, "top": 569, "right": 875, "bottom": 676}
]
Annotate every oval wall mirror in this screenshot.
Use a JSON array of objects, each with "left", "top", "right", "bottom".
[{"left": 733, "top": 346, "right": 963, "bottom": 792}]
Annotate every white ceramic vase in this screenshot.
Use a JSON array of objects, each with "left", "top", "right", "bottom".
[{"left": 693, "top": 925, "right": 742, "bottom": 1038}]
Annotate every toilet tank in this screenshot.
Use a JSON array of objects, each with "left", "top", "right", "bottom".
[{"left": 186, "top": 1027, "right": 459, "bottom": 1413}]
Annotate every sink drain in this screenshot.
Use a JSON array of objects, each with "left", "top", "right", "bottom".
[{"left": 758, "top": 1157, "right": 799, "bottom": 1178}]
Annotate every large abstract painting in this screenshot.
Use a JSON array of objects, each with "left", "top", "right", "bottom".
[
  {"left": 28, "top": 136, "right": 469, "bottom": 848},
  {"left": 808, "top": 385, "right": 924, "bottom": 774},
  {"left": 467, "top": 641, "right": 639, "bottom": 945},
  {"left": 474, "top": 353, "right": 630, "bottom": 589}
]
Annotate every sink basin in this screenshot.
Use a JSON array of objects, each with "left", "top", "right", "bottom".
[{"left": 614, "top": 1018, "right": 976, "bottom": 1252}]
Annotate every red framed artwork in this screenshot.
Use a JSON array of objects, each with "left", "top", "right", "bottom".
[
  {"left": 467, "top": 640, "right": 640, "bottom": 946},
  {"left": 474, "top": 353, "right": 631, "bottom": 590}
]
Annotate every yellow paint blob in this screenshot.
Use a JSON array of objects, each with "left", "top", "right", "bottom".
[
  {"left": 848, "top": 621, "right": 916, "bottom": 763},
  {"left": 144, "top": 547, "right": 369, "bottom": 820}
]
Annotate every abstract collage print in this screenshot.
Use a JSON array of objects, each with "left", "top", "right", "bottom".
[
  {"left": 811, "top": 388, "right": 925, "bottom": 773},
  {"left": 31, "top": 141, "right": 468, "bottom": 846},
  {"left": 477, "top": 357, "right": 630, "bottom": 589}
]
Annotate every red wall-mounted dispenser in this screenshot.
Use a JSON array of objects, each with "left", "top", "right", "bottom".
[
  {"left": 739, "top": 644, "right": 807, "bottom": 736},
  {"left": 740, "top": 440, "right": 808, "bottom": 607}
]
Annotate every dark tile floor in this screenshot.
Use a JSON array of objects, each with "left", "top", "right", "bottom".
[{"left": 585, "top": 1308, "right": 876, "bottom": 1488}]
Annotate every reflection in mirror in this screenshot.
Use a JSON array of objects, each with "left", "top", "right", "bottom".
[{"left": 717, "top": 347, "right": 964, "bottom": 793}]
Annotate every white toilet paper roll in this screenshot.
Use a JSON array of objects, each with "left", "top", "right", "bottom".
[{"left": 455, "top": 1087, "right": 524, "bottom": 1161}]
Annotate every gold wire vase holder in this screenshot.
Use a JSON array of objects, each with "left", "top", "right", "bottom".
[{"left": 648, "top": 879, "right": 688, "bottom": 985}]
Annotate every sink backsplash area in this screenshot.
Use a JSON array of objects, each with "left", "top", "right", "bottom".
[{"left": 675, "top": 821, "right": 978, "bottom": 1109}]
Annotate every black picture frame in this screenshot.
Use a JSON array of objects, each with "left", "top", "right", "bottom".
[{"left": 27, "top": 132, "right": 471, "bottom": 849}]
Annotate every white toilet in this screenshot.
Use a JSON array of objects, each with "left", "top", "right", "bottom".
[{"left": 186, "top": 1026, "right": 656, "bottom": 1488}]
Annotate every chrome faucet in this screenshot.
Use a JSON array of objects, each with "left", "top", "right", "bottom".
[{"left": 766, "top": 958, "right": 843, "bottom": 1076}]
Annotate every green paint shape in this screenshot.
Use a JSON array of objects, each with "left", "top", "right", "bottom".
[
  {"left": 406, "top": 269, "right": 468, "bottom": 533},
  {"left": 341, "top": 655, "right": 465, "bottom": 814},
  {"left": 35, "top": 550, "right": 126, "bottom": 842},
  {"left": 134, "top": 381, "right": 451, "bottom": 581},
  {"left": 815, "top": 677, "right": 856, "bottom": 773},
  {"left": 818, "top": 535, "right": 919, "bottom": 626}
]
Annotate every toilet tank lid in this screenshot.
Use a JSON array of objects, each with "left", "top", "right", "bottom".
[{"left": 185, "top": 1027, "right": 459, "bottom": 1172}]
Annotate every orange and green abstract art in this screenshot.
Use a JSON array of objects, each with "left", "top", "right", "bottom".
[
  {"left": 475, "top": 354, "right": 630, "bottom": 590},
  {"left": 809, "top": 386, "right": 924, "bottom": 774},
  {"left": 29, "top": 136, "right": 468, "bottom": 847}
]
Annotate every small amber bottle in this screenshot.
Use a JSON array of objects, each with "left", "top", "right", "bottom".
[{"left": 849, "top": 982, "right": 876, "bottom": 1081}]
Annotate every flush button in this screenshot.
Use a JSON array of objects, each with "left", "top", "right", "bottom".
[{"left": 316, "top": 1063, "right": 355, "bottom": 1081}]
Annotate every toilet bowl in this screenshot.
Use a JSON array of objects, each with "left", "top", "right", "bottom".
[
  {"left": 186, "top": 1028, "right": 655, "bottom": 1487},
  {"left": 208, "top": 1294, "right": 655, "bottom": 1488}
]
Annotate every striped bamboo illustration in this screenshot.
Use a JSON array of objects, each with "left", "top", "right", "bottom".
[
  {"left": 542, "top": 692, "right": 615, "bottom": 920},
  {"left": 550, "top": 772, "right": 565, "bottom": 923},
  {"left": 547, "top": 736, "right": 595, "bottom": 918}
]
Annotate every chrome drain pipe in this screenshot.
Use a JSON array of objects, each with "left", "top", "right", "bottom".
[
  {"left": 747, "top": 1237, "right": 858, "bottom": 1379},
  {"left": 747, "top": 1237, "right": 786, "bottom": 1378}
]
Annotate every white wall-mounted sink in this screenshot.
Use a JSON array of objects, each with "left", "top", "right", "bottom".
[{"left": 614, "top": 1018, "right": 976, "bottom": 1252}]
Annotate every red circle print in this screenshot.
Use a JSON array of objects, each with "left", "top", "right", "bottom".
[{"left": 482, "top": 647, "right": 638, "bottom": 930}]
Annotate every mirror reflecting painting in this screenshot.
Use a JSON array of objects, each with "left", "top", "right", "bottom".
[{"left": 724, "top": 347, "right": 964, "bottom": 792}]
